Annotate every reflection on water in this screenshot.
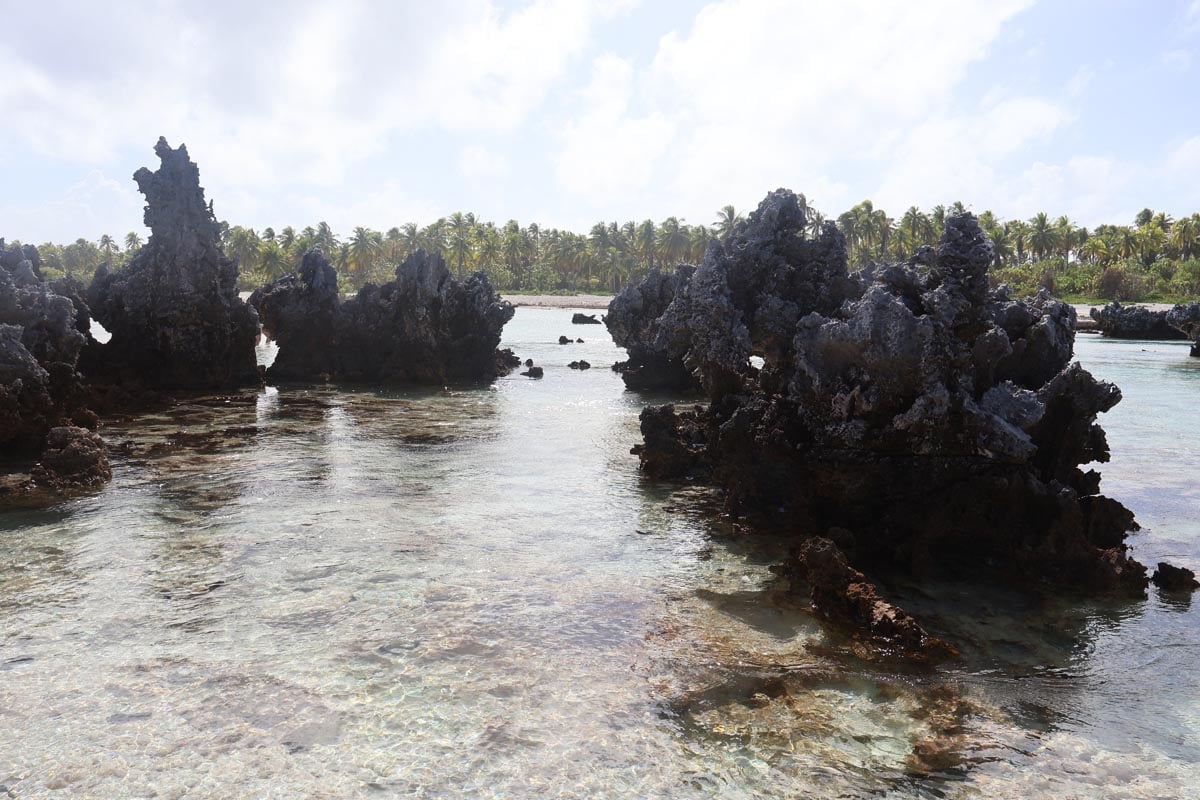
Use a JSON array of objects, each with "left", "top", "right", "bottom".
[{"left": 1, "top": 315, "right": 1197, "bottom": 798}]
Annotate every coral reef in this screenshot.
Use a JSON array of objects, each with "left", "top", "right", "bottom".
[
  {"left": 84, "top": 137, "right": 259, "bottom": 390},
  {"left": 605, "top": 265, "right": 701, "bottom": 391},
  {"left": 249, "top": 248, "right": 515, "bottom": 384},
  {"left": 627, "top": 189, "right": 1151, "bottom": 653}
]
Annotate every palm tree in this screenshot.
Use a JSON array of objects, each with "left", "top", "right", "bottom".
[
  {"left": 98, "top": 234, "right": 119, "bottom": 262},
  {"left": 713, "top": 205, "right": 744, "bottom": 240},
  {"left": 656, "top": 217, "right": 688, "bottom": 265},
  {"left": 1170, "top": 214, "right": 1199, "bottom": 260},
  {"left": 1028, "top": 212, "right": 1058, "bottom": 261},
  {"left": 448, "top": 212, "right": 473, "bottom": 277},
  {"left": 348, "top": 227, "right": 383, "bottom": 279}
]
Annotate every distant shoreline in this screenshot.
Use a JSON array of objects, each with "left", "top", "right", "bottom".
[{"left": 502, "top": 294, "right": 612, "bottom": 309}]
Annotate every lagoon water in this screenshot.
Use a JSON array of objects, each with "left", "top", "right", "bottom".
[{"left": 1, "top": 310, "right": 1198, "bottom": 798}]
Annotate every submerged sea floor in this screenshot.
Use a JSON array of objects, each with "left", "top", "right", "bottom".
[{"left": 1, "top": 311, "right": 1198, "bottom": 798}]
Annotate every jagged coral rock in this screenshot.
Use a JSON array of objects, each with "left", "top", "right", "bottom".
[
  {"left": 628, "top": 190, "right": 1149, "bottom": 652},
  {"left": 1089, "top": 302, "right": 1188, "bottom": 341},
  {"left": 606, "top": 265, "right": 699, "bottom": 391},
  {"left": 85, "top": 137, "right": 259, "bottom": 389},
  {"left": 248, "top": 249, "right": 340, "bottom": 381},
  {"left": 1165, "top": 302, "right": 1200, "bottom": 356},
  {"left": 249, "top": 248, "right": 515, "bottom": 384},
  {"left": 0, "top": 241, "right": 93, "bottom": 451}
]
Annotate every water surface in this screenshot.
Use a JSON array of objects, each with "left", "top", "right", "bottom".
[{"left": 1, "top": 313, "right": 1197, "bottom": 798}]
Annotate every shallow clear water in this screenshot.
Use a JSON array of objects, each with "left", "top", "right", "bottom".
[{"left": 1, "top": 314, "right": 1197, "bottom": 798}]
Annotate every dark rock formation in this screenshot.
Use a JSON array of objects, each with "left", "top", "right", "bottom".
[
  {"left": 558, "top": 335, "right": 571, "bottom": 345},
  {"left": 790, "top": 537, "right": 956, "bottom": 662},
  {"left": 626, "top": 189, "right": 1150, "bottom": 654},
  {"left": 1, "top": 241, "right": 94, "bottom": 452},
  {"left": 1152, "top": 562, "right": 1199, "bottom": 592},
  {"left": 1089, "top": 302, "right": 1188, "bottom": 341},
  {"left": 84, "top": 137, "right": 259, "bottom": 390},
  {"left": 248, "top": 248, "right": 515, "bottom": 385},
  {"left": 568, "top": 360, "right": 591, "bottom": 370},
  {"left": 31, "top": 426, "right": 111, "bottom": 489},
  {"left": 248, "top": 249, "right": 340, "bottom": 381},
  {"left": 606, "top": 265, "right": 700, "bottom": 391},
  {"left": 572, "top": 313, "right": 602, "bottom": 324},
  {"left": 524, "top": 358, "right": 534, "bottom": 367},
  {"left": 1165, "top": 302, "right": 1200, "bottom": 356},
  {"left": 521, "top": 366, "right": 544, "bottom": 378}
]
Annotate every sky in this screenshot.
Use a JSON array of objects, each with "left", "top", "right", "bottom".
[{"left": 1, "top": 0, "right": 1199, "bottom": 243}]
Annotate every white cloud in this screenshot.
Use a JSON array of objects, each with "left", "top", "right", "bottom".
[
  {"left": 458, "top": 145, "right": 510, "bottom": 179},
  {"left": 1168, "top": 136, "right": 1200, "bottom": 171},
  {"left": 555, "top": 54, "right": 674, "bottom": 204},
  {"left": 0, "top": 0, "right": 614, "bottom": 230},
  {"left": 552, "top": 0, "right": 1036, "bottom": 222},
  {"left": 0, "top": 171, "right": 145, "bottom": 243}
]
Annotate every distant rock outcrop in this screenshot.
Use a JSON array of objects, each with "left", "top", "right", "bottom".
[
  {"left": 624, "top": 189, "right": 1149, "bottom": 656},
  {"left": 572, "top": 312, "right": 602, "bottom": 324},
  {"left": 1089, "top": 302, "right": 1188, "bottom": 341},
  {"left": 85, "top": 137, "right": 259, "bottom": 389},
  {"left": 249, "top": 248, "right": 516, "bottom": 385}
]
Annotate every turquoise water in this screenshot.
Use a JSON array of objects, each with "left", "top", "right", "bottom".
[{"left": 0, "top": 311, "right": 1197, "bottom": 798}]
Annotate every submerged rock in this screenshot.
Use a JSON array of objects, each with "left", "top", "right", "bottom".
[
  {"left": 1165, "top": 302, "right": 1200, "bottom": 357},
  {"left": 85, "top": 138, "right": 259, "bottom": 389},
  {"left": 250, "top": 248, "right": 515, "bottom": 384},
  {"left": 521, "top": 366, "right": 544, "bottom": 378},
  {"left": 790, "top": 537, "right": 957, "bottom": 662},
  {"left": 568, "top": 360, "right": 591, "bottom": 370},
  {"left": 1089, "top": 302, "right": 1187, "bottom": 341},
  {"left": 31, "top": 426, "right": 111, "bottom": 489},
  {"left": 626, "top": 189, "right": 1150, "bottom": 654},
  {"left": 572, "top": 312, "right": 602, "bottom": 325}
]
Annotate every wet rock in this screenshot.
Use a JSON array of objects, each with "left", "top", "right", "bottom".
[
  {"left": 520, "top": 366, "right": 544, "bottom": 378},
  {"left": 524, "top": 358, "right": 534, "bottom": 367},
  {"left": 625, "top": 191, "right": 1150, "bottom": 651},
  {"left": 1089, "top": 302, "right": 1188, "bottom": 341},
  {"left": 84, "top": 138, "right": 259, "bottom": 389},
  {"left": 576, "top": 338, "right": 584, "bottom": 343},
  {"left": 1152, "top": 562, "right": 1199, "bottom": 592},
  {"left": 1165, "top": 302, "right": 1200, "bottom": 357},
  {"left": 249, "top": 248, "right": 515, "bottom": 384},
  {"left": 790, "top": 537, "right": 957, "bottom": 662},
  {"left": 558, "top": 335, "right": 571, "bottom": 345},
  {"left": 30, "top": 426, "right": 111, "bottom": 489},
  {"left": 568, "top": 360, "right": 591, "bottom": 370},
  {"left": 572, "top": 312, "right": 602, "bottom": 324}
]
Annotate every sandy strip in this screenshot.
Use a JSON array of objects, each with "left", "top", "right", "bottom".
[{"left": 502, "top": 294, "right": 612, "bottom": 309}]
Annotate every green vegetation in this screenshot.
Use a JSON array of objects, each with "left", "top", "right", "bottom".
[{"left": 22, "top": 201, "right": 1200, "bottom": 302}]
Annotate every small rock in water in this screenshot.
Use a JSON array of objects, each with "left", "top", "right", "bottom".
[
  {"left": 524, "top": 358, "right": 533, "bottom": 367},
  {"left": 1152, "top": 562, "right": 1199, "bottom": 592},
  {"left": 572, "top": 312, "right": 602, "bottom": 324},
  {"left": 558, "top": 335, "right": 571, "bottom": 345},
  {"left": 521, "top": 366, "right": 544, "bottom": 378},
  {"left": 568, "top": 360, "right": 591, "bottom": 370}
]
